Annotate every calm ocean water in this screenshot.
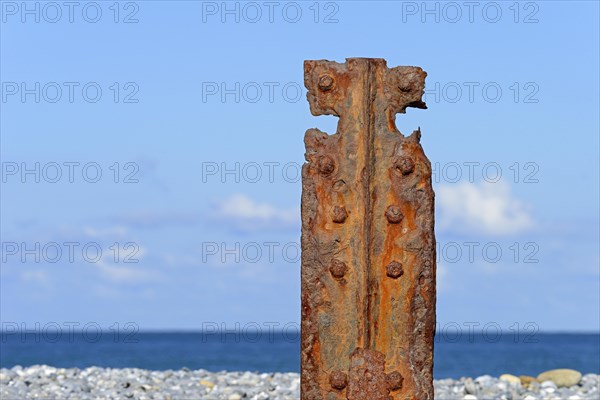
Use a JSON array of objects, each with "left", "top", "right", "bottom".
[{"left": 1, "top": 331, "right": 598, "bottom": 379}]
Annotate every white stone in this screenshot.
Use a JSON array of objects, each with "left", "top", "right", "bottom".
[
  {"left": 541, "top": 380, "right": 558, "bottom": 389},
  {"left": 499, "top": 373, "right": 521, "bottom": 386}
]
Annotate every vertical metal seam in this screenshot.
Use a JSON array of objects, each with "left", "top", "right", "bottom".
[{"left": 364, "top": 60, "right": 377, "bottom": 350}]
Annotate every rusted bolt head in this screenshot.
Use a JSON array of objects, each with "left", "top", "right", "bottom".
[
  {"left": 386, "top": 261, "right": 404, "bottom": 279},
  {"left": 332, "top": 206, "right": 348, "bottom": 223},
  {"left": 329, "top": 370, "right": 348, "bottom": 390},
  {"left": 386, "top": 371, "right": 404, "bottom": 391},
  {"left": 318, "top": 74, "right": 335, "bottom": 91},
  {"left": 394, "top": 156, "right": 415, "bottom": 175},
  {"left": 329, "top": 259, "right": 347, "bottom": 279},
  {"left": 332, "top": 179, "right": 347, "bottom": 192},
  {"left": 318, "top": 155, "right": 335, "bottom": 176},
  {"left": 385, "top": 206, "right": 403, "bottom": 224}
]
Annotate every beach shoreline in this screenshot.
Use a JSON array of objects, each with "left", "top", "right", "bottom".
[{"left": 1, "top": 365, "right": 598, "bottom": 399}]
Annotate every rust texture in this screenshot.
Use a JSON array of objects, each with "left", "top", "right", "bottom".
[{"left": 301, "top": 58, "right": 436, "bottom": 400}]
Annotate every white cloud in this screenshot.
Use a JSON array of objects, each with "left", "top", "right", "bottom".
[
  {"left": 213, "top": 194, "right": 299, "bottom": 232},
  {"left": 96, "top": 264, "right": 158, "bottom": 284},
  {"left": 437, "top": 263, "right": 449, "bottom": 293},
  {"left": 83, "top": 225, "right": 128, "bottom": 238},
  {"left": 437, "top": 180, "right": 534, "bottom": 235},
  {"left": 110, "top": 211, "right": 199, "bottom": 229},
  {"left": 21, "top": 269, "right": 51, "bottom": 286},
  {"left": 93, "top": 246, "right": 159, "bottom": 284},
  {"left": 162, "top": 252, "right": 202, "bottom": 268}
]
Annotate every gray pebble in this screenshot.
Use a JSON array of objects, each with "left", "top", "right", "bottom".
[{"left": 1, "top": 365, "right": 597, "bottom": 399}]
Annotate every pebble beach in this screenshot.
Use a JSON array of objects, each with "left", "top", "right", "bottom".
[{"left": 0, "top": 365, "right": 598, "bottom": 400}]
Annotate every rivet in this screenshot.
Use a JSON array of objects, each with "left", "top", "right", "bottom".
[
  {"left": 386, "top": 371, "right": 404, "bottom": 391},
  {"left": 329, "top": 370, "right": 348, "bottom": 390},
  {"left": 318, "top": 74, "right": 335, "bottom": 91},
  {"left": 394, "top": 156, "right": 415, "bottom": 175},
  {"left": 332, "top": 179, "right": 347, "bottom": 192},
  {"left": 318, "top": 155, "right": 335, "bottom": 176},
  {"left": 385, "top": 205, "right": 403, "bottom": 224},
  {"left": 332, "top": 206, "right": 348, "bottom": 223},
  {"left": 386, "top": 261, "right": 404, "bottom": 279},
  {"left": 329, "top": 259, "right": 347, "bottom": 279}
]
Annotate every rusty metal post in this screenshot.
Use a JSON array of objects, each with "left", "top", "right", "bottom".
[{"left": 301, "top": 58, "right": 436, "bottom": 400}]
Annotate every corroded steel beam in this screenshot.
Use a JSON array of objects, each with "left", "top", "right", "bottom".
[{"left": 301, "top": 58, "right": 435, "bottom": 400}]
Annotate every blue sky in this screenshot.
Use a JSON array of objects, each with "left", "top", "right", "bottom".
[{"left": 1, "top": 1, "right": 598, "bottom": 332}]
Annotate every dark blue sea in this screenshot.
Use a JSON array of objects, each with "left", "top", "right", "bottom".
[{"left": 1, "top": 331, "right": 598, "bottom": 379}]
